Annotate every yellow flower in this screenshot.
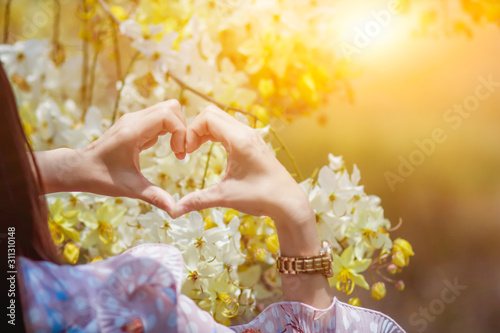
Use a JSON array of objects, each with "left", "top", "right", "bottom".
[
  {"left": 250, "top": 105, "right": 269, "bottom": 124},
  {"left": 81, "top": 202, "right": 126, "bottom": 248},
  {"left": 110, "top": 5, "right": 128, "bottom": 21},
  {"left": 63, "top": 243, "right": 79, "bottom": 264},
  {"left": 371, "top": 282, "right": 386, "bottom": 300},
  {"left": 258, "top": 78, "right": 275, "bottom": 99},
  {"left": 48, "top": 199, "right": 81, "bottom": 244},
  {"left": 298, "top": 72, "right": 319, "bottom": 107},
  {"left": 329, "top": 246, "right": 370, "bottom": 295},
  {"left": 197, "top": 270, "right": 241, "bottom": 324},
  {"left": 97, "top": 221, "right": 115, "bottom": 245},
  {"left": 218, "top": 292, "right": 239, "bottom": 318}
]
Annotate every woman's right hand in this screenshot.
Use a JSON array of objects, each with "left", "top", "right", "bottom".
[
  {"left": 172, "top": 105, "right": 313, "bottom": 225},
  {"left": 174, "top": 105, "right": 332, "bottom": 308}
]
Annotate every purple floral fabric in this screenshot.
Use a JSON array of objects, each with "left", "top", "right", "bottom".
[{"left": 18, "top": 243, "right": 405, "bottom": 332}]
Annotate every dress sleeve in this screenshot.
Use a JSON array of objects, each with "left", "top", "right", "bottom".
[
  {"left": 112, "top": 244, "right": 235, "bottom": 333},
  {"left": 229, "top": 297, "right": 406, "bottom": 333},
  {"left": 19, "top": 244, "right": 235, "bottom": 333}
]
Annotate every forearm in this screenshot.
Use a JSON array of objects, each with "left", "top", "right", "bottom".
[
  {"left": 33, "top": 148, "right": 90, "bottom": 194},
  {"left": 271, "top": 194, "right": 333, "bottom": 309}
]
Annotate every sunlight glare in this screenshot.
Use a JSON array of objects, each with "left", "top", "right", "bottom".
[{"left": 329, "top": 0, "right": 413, "bottom": 63}]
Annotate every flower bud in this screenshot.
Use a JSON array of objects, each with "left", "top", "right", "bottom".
[
  {"left": 387, "top": 263, "right": 399, "bottom": 275},
  {"left": 224, "top": 209, "right": 239, "bottom": 224},
  {"left": 239, "top": 215, "right": 257, "bottom": 236},
  {"left": 379, "top": 248, "right": 391, "bottom": 262},
  {"left": 348, "top": 297, "right": 362, "bottom": 306},
  {"left": 63, "top": 242, "right": 79, "bottom": 264},
  {"left": 263, "top": 216, "right": 275, "bottom": 229},
  {"left": 395, "top": 280, "right": 405, "bottom": 291},
  {"left": 258, "top": 78, "right": 276, "bottom": 99},
  {"left": 393, "top": 238, "right": 415, "bottom": 256},
  {"left": 254, "top": 248, "right": 267, "bottom": 262},
  {"left": 371, "top": 282, "right": 386, "bottom": 300},
  {"left": 392, "top": 251, "right": 406, "bottom": 267},
  {"left": 204, "top": 216, "right": 217, "bottom": 230},
  {"left": 110, "top": 5, "right": 128, "bottom": 21},
  {"left": 265, "top": 233, "right": 279, "bottom": 255},
  {"left": 50, "top": 43, "right": 66, "bottom": 67}
]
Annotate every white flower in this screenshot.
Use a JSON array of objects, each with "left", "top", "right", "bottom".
[
  {"left": 168, "top": 211, "right": 215, "bottom": 253},
  {"left": 153, "top": 32, "right": 179, "bottom": 73},
  {"left": 213, "top": 63, "right": 257, "bottom": 108},
  {"left": 0, "top": 39, "right": 48, "bottom": 80},
  {"left": 346, "top": 196, "right": 393, "bottom": 260},
  {"left": 120, "top": 209, "right": 172, "bottom": 245},
  {"left": 328, "top": 153, "right": 344, "bottom": 171},
  {"left": 206, "top": 212, "right": 245, "bottom": 274},
  {"left": 33, "top": 97, "right": 74, "bottom": 148},
  {"left": 316, "top": 165, "right": 364, "bottom": 216},
  {"left": 183, "top": 245, "right": 222, "bottom": 279},
  {"left": 120, "top": 20, "right": 163, "bottom": 57},
  {"left": 82, "top": 106, "right": 103, "bottom": 141}
]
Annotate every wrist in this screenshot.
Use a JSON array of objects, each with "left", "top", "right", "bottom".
[
  {"left": 268, "top": 185, "right": 315, "bottom": 227},
  {"left": 35, "top": 148, "right": 89, "bottom": 194},
  {"left": 270, "top": 192, "right": 321, "bottom": 257}
]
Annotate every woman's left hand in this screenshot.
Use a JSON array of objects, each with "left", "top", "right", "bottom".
[{"left": 35, "top": 100, "right": 186, "bottom": 217}]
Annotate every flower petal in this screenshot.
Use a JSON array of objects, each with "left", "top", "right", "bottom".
[
  {"left": 351, "top": 258, "right": 371, "bottom": 273},
  {"left": 351, "top": 272, "right": 369, "bottom": 290}
]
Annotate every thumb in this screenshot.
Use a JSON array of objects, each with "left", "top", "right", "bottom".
[
  {"left": 174, "top": 184, "right": 226, "bottom": 218},
  {"left": 136, "top": 178, "right": 177, "bottom": 217}
]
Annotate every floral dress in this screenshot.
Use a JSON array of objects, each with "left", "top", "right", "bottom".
[{"left": 19, "top": 244, "right": 406, "bottom": 332}]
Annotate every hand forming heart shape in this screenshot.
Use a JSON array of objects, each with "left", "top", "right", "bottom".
[{"left": 83, "top": 100, "right": 312, "bottom": 224}]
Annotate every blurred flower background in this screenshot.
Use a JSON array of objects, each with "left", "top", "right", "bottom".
[{"left": 1, "top": 0, "right": 499, "bottom": 332}]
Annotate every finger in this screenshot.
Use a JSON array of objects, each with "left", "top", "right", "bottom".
[
  {"left": 173, "top": 184, "right": 227, "bottom": 218},
  {"left": 185, "top": 133, "right": 217, "bottom": 154},
  {"left": 132, "top": 100, "right": 187, "bottom": 153},
  {"left": 174, "top": 151, "right": 186, "bottom": 160},
  {"left": 186, "top": 106, "right": 240, "bottom": 154},
  {"left": 145, "top": 101, "right": 185, "bottom": 151},
  {"left": 140, "top": 137, "right": 159, "bottom": 151},
  {"left": 170, "top": 127, "right": 186, "bottom": 156},
  {"left": 164, "top": 99, "right": 186, "bottom": 126},
  {"left": 136, "top": 178, "right": 177, "bottom": 217},
  {"left": 153, "top": 100, "right": 187, "bottom": 155},
  {"left": 143, "top": 99, "right": 185, "bottom": 126}
]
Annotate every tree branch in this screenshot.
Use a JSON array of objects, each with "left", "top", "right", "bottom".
[
  {"left": 3, "top": 0, "right": 12, "bottom": 43},
  {"left": 111, "top": 50, "right": 140, "bottom": 124},
  {"left": 165, "top": 71, "right": 258, "bottom": 120}
]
